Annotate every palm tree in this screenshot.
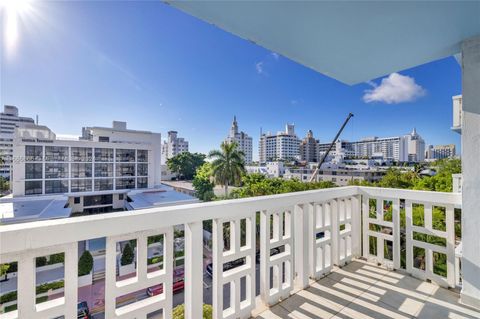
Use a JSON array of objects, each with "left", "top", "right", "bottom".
[{"left": 208, "top": 142, "right": 245, "bottom": 197}]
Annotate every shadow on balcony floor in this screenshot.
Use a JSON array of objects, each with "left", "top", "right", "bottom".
[{"left": 255, "top": 260, "right": 480, "bottom": 319}]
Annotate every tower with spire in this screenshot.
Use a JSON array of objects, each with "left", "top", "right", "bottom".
[{"left": 225, "top": 116, "right": 253, "bottom": 164}]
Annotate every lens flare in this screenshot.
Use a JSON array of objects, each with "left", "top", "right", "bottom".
[{"left": 1, "top": 0, "right": 33, "bottom": 54}]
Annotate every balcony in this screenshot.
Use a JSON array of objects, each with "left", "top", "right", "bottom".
[{"left": 1, "top": 186, "right": 476, "bottom": 319}]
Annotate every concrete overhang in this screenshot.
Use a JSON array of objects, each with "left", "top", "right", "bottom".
[{"left": 167, "top": 0, "right": 480, "bottom": 84}]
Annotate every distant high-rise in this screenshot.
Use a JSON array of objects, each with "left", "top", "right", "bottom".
[
  {"left": 226, "top": 116, "right": 253, "bottom": 164},
  {"left": 0, "top": 105, "right": 35, "bottom": 179},
  {"left": 300, "top": 130, "right": 319, "bottom": 163},
  {"left": 259, "top": 124, "right": 300, "bottom": 163},
  {"left": 162, "top": 131, "right": 189, "bottom": 162},
  {"left": 426, "top": 144, "right": 456, "bottom": 160},
  {"left": 405, "top": 128, "right": 426, "bottom": 162}
]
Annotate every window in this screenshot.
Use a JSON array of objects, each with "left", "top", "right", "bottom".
[
  {"left": 137, "top": 163, "right": 148, "bottom": 176},
  {"left": 99, "top": 136, "right": 110, "bottom": 142},
  {"left": 45, "top": 180, "right": 68, "bottom": 194},
  {"left": 137, "top": 177, "right": 148, "bottom": 189},
  {"left": 94, "top": 148, "right": 113, "bottom": 162},
  {"left": 45, "top": 146, "right": 68, "bottom": 161},
  {"left": 71, "top": 163, "right": 92, "bottom": 178},
  {"left": 94, "top": 163, "right": 113, "bottom": 177},
  {"left": 118, "top": 194, "right": 124, "bottom": 200},
  {"left": 45, "top": 163, "right": 68, "bottom": 179},
  {"left": 25, "top": 163, "right": 42, "bottom": 179},
  {"left": 137, "top": 150, "right": 148, "bottom": 162},
  {"left": 116, "top": 178, "right": 135, "bottom": 190},
  {"left": 71, "top": 179, "right": 92, "bottom": 192},
  {"left": 116, "top": 163, "right": 135, "bottom": 177},
  {"left": 71, "top": 147, "right": 92, "bottom": 162},
  {"left": 74, "top": 197, "right": 80, "bottom": 204},
  {"left": 116, "top": 149, "right": 135, "bottom": 162},
  {"left": 25, "top": 145, "right": 42, "bottom": 161},
  {"left": 94, "top": 179, "right": 113, "bottom": 191},
  {"left": 84, "top": 194, "right": 113, "bottom": 207},
  {"left": 25, "top": 181, "right": 42, "bottom": 195}
]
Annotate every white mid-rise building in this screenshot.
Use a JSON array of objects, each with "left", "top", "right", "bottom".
[
  {"left": 162, "top": 130, "right": 189, "bottom": 163},
  {"left": 12, "top": 121, "right": 162, "bottom": 214},
  {"left": 259, "top": 124, "right": 300, "bottom": 163},
  {"left": 0, "top": 105, "right": 35, "bottom": 179},
  {"left": 225, "top": 116, "right": 253, "bottom": 164},
  {"left": 426, "top": 144, "right": 456, "bottom": 160}
]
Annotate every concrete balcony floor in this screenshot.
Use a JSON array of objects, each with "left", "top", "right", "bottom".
[{"left": 255, "top": 260, "right": 480, "bottom": 319}]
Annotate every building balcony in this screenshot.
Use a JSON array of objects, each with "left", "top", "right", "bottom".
[{"left": 1, "top": 186, "right": 477, "bottom": 319}]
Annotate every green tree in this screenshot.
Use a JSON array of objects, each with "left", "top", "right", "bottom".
[
  {"left": 121, "top": 243, "right": 134, "bottom": 266},
  {"left": 377, "top": 168, "right": 417, "bottom": 189},
  {"left": 413, "top": 158, "right": 461, "bottom": 192},
  {"left": 192, "top": 162, "right": 215, "bottom": 201},
  {"left": 172, "top": 304, "right": 213, "bottom": 319},
  {"left": 0, "top": 263, "right": 10, "bottom": 280},
  {"left": 167, "top": 152, "right": 206, "bottom": 180},
  {"left": 208, "top": 142, "right": 245, "bottom": 197},
  {"left": 78, "top": 251, "right": 94, "bottom": 276}
]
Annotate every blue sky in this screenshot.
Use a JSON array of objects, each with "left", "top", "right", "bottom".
[{"left": 2, "top": 1, "right": 461, "bottom": 160}]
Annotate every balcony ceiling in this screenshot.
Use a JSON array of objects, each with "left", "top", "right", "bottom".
[{"left": 167, "top": 0, "right": 480, "bottom": 84}]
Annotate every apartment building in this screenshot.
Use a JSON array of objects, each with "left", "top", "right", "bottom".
[
  {"left": 284, "top": 165, "right": 385, "bottom": 186},
  {"left": 225, "top": 116, "right": 253, "bottom": 164},
  {"left": 259, "top": 124, "right": 300, "bottom": 163},
  {"left": 12, "top": 121, "right": 162, "bottom": 214},
  {"left": 162, "top": 131, "right": 189, "bottom": 162},
  {"left": 426, "top": 144, "right": 456, "bottom": 160},
  {"left": 300, "top": 130, "right": 319, "bottom": 163},
  {"left": 0, "top": 105, "right": 35, "bottom": 179}
]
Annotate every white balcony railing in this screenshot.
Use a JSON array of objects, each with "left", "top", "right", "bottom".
[{"left": 0, "top": 186, "right": 461, "bottom": 319}]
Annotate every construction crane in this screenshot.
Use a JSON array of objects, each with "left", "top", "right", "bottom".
[{"left": 309, "top": 112, "right": 354, "bottom": 182}]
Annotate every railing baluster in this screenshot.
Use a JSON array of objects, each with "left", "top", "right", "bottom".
[
  {"left": 294, "top": 203, "right": 309, "bottom": 290},
  {"left": 185, "top": 221, "right": 204, "bottom": 319}
]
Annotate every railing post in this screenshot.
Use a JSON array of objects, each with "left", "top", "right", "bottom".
[
  {"left": 351, "top": 195, "right": 362, "bottom": 258},
  {"left": 64, "top": 242, "right": 79, "bottom": 319},
  {"left": 16, "top": 255, "right": 36, "bottom": 318},
  {"left": 294, "top": 203, "right": 309, "bottom": 290},
  {"left": 362, "top": 196, "right": 369, "bottom": 259},
  {"left": 330, "top": 200, "right": 339, "bottom": 265},
  {"left": 185, "top": 221, "right": 204, "bottom": 319}
]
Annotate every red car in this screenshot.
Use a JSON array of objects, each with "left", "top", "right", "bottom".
[{"left": 146, "top": 269, "right": 185, "bottom": 296}]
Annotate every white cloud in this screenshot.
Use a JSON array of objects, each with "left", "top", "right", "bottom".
[
  {"left": 271, "top": 52, "right": 279, "bottom": 60},
  {"left": 255, "top": 61, "right": 264, "bottom": 74},
  {"left": 363, "top": 73, "right": 426, "bottom": 104}
]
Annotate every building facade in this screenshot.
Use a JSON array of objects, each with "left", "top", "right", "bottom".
[
  {"left": 300, "top": 130, "right": 319, "bottom": 163},
  {"left": 0, "top": 105, "right": 35, "bottom": 179},
  {"left": 226, "top": 116, "right": 253, "bottom": 164},
  {"left": 284, "top": 166, "right": 385, "bottom": 186},
  {"left": 426, "top": 144, "right": 456, "bottom": 160},
  {"left": 259, "top": 124, "right": 300, "bottom": 163},
  {"left": 13, "top": 121, "right": 162, "bottom": 213},
  {"left": 162, "top": 131, "right": 189, "bottom": 162}
]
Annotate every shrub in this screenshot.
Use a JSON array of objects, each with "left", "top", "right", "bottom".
[
  {"left": 121, "top": 243, "right": 134, "bottom": 266},
  {"left": 36, "top": 280, "right": 64, "bottom": 294},
  {"left": 0, "top": 291, "right": 17, "bottom": 304},
  {"left": 78, "top": 251, "right": 94, "bottom": 276},
  {"left": 36, "top": 256, "right": 47, "bottom": 267},
  {"left": 172, "top": 304, "right": 213, "bottom": 319},
  {"left": 48, "top": 253, "right": 65, "bottom": 265}
]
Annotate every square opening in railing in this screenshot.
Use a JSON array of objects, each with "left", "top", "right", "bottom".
[
  {"left": 369, "top": 198, "right": 377, "bottom": 219},
  {"left": 0, "top": 261, "right": 18, "bottom": 313},
  {"left": 223, "top": 222, "right": 231, "bottom": 252},
  {"left": 413, "top": 232, "right": 446, "bottom": 247},
  {"left": 433, "top": 252, "right": 448, "bottom": 278},
  {"left": 35, "top": 253, "right": 64, "bottom": 305},
  {"left": 383, "top": 200, "right": 393, "bottom": 222},
  {"left": 369, "top": 236, "right": 377, "bottom": 256},
  {"left": 412, "top": 203, "right": 425, "bottom": 227},
  {"left": 432, "top": 206, "right": 447, "bottom": 232},
  {"left": 115, "top": 286, "right": 166, "bottom": 313},
  {"left": 413, "top": 246, "right": 426, "bottom": 271},
  {"left": 117, "top": 239, "right": 137, "bottom": 282},
  {"left": 147, "top": 234, "right": 164, "bottom": 272},
  {"left": 384, "top": 240, "right": 393, "bottom": 261},
  {"left": 174, "top": 227, "right": 185, "bottom": 269}
]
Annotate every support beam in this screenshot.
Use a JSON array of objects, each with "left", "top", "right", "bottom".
[{"left": 460, "top": 35, "right": 480, "bottom": 309}]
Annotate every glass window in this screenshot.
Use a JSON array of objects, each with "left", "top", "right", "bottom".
[
  {"left": 116, "top": 149, "right": 135, "bottom": 162},
  {"left": 25, "top": 145, "right": 43, "bottom": 162},
  {"left": 116, "top": 163, "right": 135, "bottom": 177},
  {"left": 74, "top": 197, "right": 80, "bottom": 204},
  {"left": 25, "top": 181, "right": 42, "bottom": 195},
  {"left": 71, "top": 179, "right": 92, "bottom": 192},
  {"left": 137, "top": 150, "right": 148, "bottom": 162},
  {"left": 45, "top": 180, "right": 68, "bottom": 194},
  {"left": 25, "top": 163, "right": 42, "bottom": 179},
  {"left": 137, "top": 163, "right": 148, "bottom": 176},
  {"left": 71, "top": 147, "right": 92, "bottom": 162},
  {"left": 99, "top": 136, "right": 109, "bottom": 142},
  {"left": 71, "top": 163, "right": 92, "bottom": 178},
  {"left": 84, "top": 194, "right": 113, "bottom": 207},
  {"left": 116, "top": 178, "right": 135, "bottom": 190},
  {"left": 45, "top": 163, "right": 68, "bottom": 179},
  {"left": 94, "top": 148, "right": 113, "bottom": 162},
  {"left": 94, "top": 179, "right": 113, "bottom": 191},
  {"left": 137, "top": 177, "right": 148, "bottom": 189},
  {"left": 94, "top": 163, "right": 113, "bottom": 177},
  {"left": 45, "top": 146, "right": 68, "bottom": 161}
]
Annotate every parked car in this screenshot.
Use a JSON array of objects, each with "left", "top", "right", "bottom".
[
  {"left": 77, "top": 301, "right": 91, "bottom": 319},
  {"left": 146, "top": 268, "right": 185, "bottom": 296},
  {"left": 205, "top": 258, "right": 247, "bottom": 278}
]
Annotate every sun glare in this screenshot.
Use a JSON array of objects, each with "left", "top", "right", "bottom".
[{"left": 1, "top": 0, "right": 33, "bottom": 54}]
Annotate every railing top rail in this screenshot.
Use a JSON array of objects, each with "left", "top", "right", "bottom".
[{"left": 0, "top": 186, "right": 462, "bottom": 255}]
